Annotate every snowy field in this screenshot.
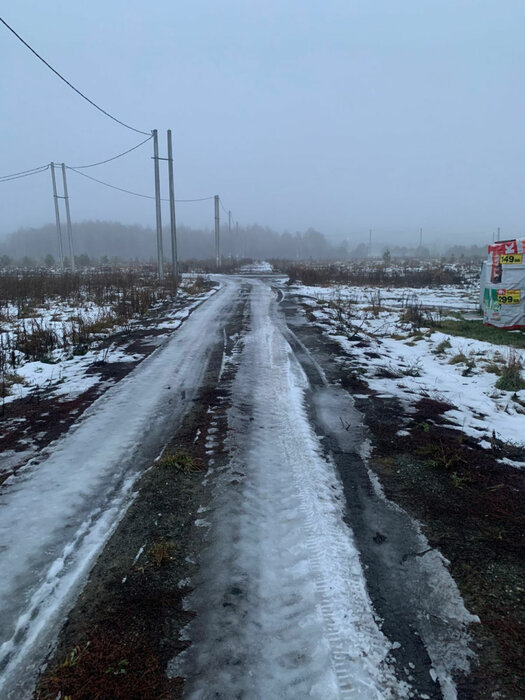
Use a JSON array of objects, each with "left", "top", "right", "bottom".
[
  {"left": 292, "top": 281, "right": 525, "bottom": 467},
  {"left": 0, "top": 275, "right": 217, "bottom": 406}
]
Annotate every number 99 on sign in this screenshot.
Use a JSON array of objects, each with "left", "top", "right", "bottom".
[{"left": 496, "top": 289, "right": 521, "bottom": 305}]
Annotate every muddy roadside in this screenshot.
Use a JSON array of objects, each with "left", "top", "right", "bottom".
[
  {"left": 32, "top": 285, "right": 249, "bottom": 700},
  {"left": 284, "top": 293, "right": 525, "bottom": 699}
]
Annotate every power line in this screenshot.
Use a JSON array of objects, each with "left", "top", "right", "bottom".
[
  {"left": 1, "top": 16, "right": 150, "bottom": 136},
  {"left": 219, "top": 197, "right": 229, "bottom": 215},
  {"left": 0, "top": 165, "right": 49, "bottom": 182},
  {"left": 176, "top": 195, "right": 215, "bottom": 202},
  {"left": 1, "top": 134, "right": 152, "bottom": 182},
  {"left": 67, "top": 166, "right": 215, "bottom": 203},
  {"left": 69, "top": 134, "right": 153, "bottom": 169},
  {"left": 67, "top": 166, "right": 158, "bottom": 200},
  {"left": 0, "top": 164, "right": 49, "bottom": 180}
]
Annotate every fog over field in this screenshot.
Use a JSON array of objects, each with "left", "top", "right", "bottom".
[
  {"left": 2, "top": 1, "right": 525, "bottom": 245},
  {"left": 0, "top": 220, "right": 487, "bottom": 264}
]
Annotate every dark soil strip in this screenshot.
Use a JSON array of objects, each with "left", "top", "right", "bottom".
[
  {"left": 363, "top": 396, "right": 525, "bottom": 700},
  {"left": 33, "top": 286, "right": 249, "bottom": 700}
]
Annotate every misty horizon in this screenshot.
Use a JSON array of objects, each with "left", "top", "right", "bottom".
[
  {"left": 0, "top": 219, "right": 490, "bottom": 264},
  {"left": 0, "top": 216, "right": 505, "bottom": 250},
  {"left": 3, "top": 2, "right": 525, "bottom": 243}
]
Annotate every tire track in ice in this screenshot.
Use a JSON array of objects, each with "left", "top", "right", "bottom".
[{"left": 175, "top": 280, "right": 405, "bottom": 699}]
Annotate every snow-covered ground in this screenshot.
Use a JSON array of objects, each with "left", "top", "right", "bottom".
[
  {"left": 293, "top": 283, "right": 525, "bottom": 467},
  {"left": 1, "top": 278, "right": 217, "bottom": 406},
  {"left": 0, "top": 278, "right": 237, "bottom": 699},
  {"left": 238, "top": 260, "right": 274, "bottom": 274}
]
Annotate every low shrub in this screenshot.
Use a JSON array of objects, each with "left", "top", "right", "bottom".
[
  {"left": 433, "top": 339, "right": 452, "bottom": 355},
  {"left": 157, "top": 450, "right": 202, "bottom": 473},
  {"left": 449, "top": 352, "right": 468, "bottom": 365},
  {"left": 495, "top": 351, "right": 525, "bottom": 391}
]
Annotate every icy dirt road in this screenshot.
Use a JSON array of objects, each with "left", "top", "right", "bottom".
[
  {"left": 0, "top": 279, "right": 240, "bottom": 698},
  {"left": 173, "top": 279, "right": 476, "bottom": 700},
  {"left": 0, "top": 276, "right": 476, "bottom": 699}
]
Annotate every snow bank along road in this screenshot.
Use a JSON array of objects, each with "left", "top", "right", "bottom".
[{"left": 0, "top": 275, "right": 477, "bottom": 698}]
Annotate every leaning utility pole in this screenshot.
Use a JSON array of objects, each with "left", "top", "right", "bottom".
[
  {"left": 166, "top": 130, "right": 178, "bottom": 282},
  {"left": 61, "top": 163, "right": 75, "bottom": 271},
  {"left": 50, "top": 163, "right": 64, "bottom": 269},
  {"left": 214, "top": 195, "right": 220, "bottom": 268},
  {"left": 152, "top": 129, "right": 164, "bottom": 280}
]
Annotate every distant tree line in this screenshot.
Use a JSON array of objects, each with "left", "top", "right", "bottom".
[
  {"left": 0, "top": 221, "right": 348, "bottom": 266},
  {"left": 0, "top": 220, "right": 488, "bottom": 267}
]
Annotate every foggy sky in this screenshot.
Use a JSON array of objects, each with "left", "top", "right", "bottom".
[{"left": 2, "top": 1, "right": 525, "bottom": 246}]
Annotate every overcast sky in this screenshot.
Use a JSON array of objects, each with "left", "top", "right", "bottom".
[{"left": 2, "top": 1, "right": 525, "bottom": 246}]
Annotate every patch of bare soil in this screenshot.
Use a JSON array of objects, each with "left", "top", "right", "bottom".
[{"left": 356, "top": 393, "right": 525, "bottom": 699}]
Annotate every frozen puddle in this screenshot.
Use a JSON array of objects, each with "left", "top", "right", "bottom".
[{"left": 172, "top": 281, "right": 402, "bottom": 698}]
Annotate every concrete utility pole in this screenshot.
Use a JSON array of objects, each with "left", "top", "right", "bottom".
[
  {"left": 214, "top": 195, "right": 220, "bottom": 268},
  {"left": 61, "top": 163, "right": 75, "bottom": 271},
  {"left": 419, "top": 228, "right": 423, "bottom": 248},
  {"left": 369, "top": 229, "right": 372, "bottom": 257},
  {"left": 152, "top": 129, "right": 164, "bottom": 280},
  {"left": 50, "top": 163, "right": 64, "bottom": 269},
  {"left": 167, "top": 130, "right": 178, "bottom": 282},
  {"left": 228, "top": 210, "right": 232, "bottom": 256},
  {"left": 497, "top": 226, "right": 501, "bottom": 241},
  {"left": 236, "top": 220, "right": 239, "bottom": 259}
]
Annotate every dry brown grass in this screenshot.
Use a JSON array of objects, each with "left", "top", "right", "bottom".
[{"left": 35, "top": 626, "right": 181, "bottom": 700}]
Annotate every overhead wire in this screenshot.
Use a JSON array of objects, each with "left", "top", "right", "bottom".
[
  {"left": 0, "top": 165, "right": 50, "bottom": 182},
  {"left": 219, "top": 197, "right": 230, "bottom": 215},
  {"left": 67, "top": 167, "right": 159, "bottom": 200},
  {"left": 1, "top": 18, "right": 237, "bottom": 221},
  {"left": 67, "top": 166, "right": 215, "bottom": 203},
  {"left": 175, "top": 195, "right": 215, "bottom": 202},
  {"left": 0, "top": 164, "right": 49, "bottom": 180},
  {"left": 1, "top": 135, "right": 152, "bottom": 183},
  {"left": 219, "top": 197, "right": 235, "bottom": 228},
  {"left": 0, "top": 16, "right": 150, "bottom": 136},
  {"left": 69, "top": 134, "right": 153, "bottom": 169}
]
